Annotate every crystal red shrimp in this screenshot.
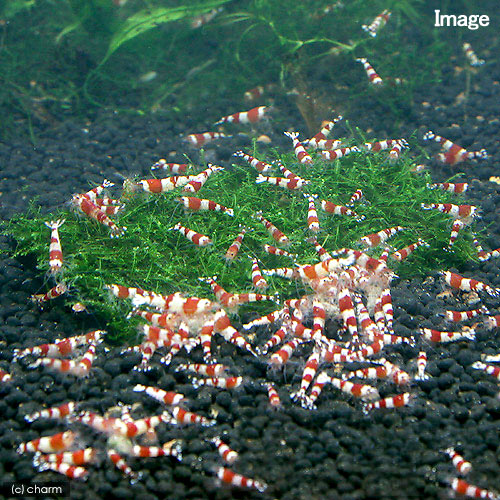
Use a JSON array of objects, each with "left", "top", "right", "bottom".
[
  {"left": 321, "top": 199, "right": 363, "bottom": 220},
  {"left": 445, "top": 306, "right": 489, "bottom": 322},
  {"left": 255, "top": 174, "right": 310, "bottom": 190},
  {"left": 471, "top": 361, "right": 500, "bottom": 381},
  {"left": 307, "top": 237, "right": 332, "bottom": 261},
  {"left": 171, "top": 222, "right": 212, "bottom": 247},
  {"left": 269, "top": 338, "right": 306, "bottom": 367},
  {"left": 364, "top": 139, "right": 408, "bottom": 152},
  {"left": 284, "top": 131, "right": 313, "bottom": 164},
  {"left": 36, "top": 448, "right": 97, "bottom": 466},
  {"left": 84, "top": 179, "right": 114, "bottom": 201},
  {"left": 427, "top": 182, "right": 469, "bottom": 194},
  {"left": 421, "top": 203, "right": 478, "bottom": 220},
  {"left": 151, "top": 159, "right": 189, "bottom": 174},
  {"left": 176, "top": 363, "right": 228, "bottom": 377},
  {"left": 420, "top": 327, "right": 476, "bottom": 343},
  {"left": 356, "top": 57, "right": 383, "bottom": 85},
  {"left": 176, "top": 196, "right": 234, "bottom": 216},
  {"left": 415, "top": 351, "right": 429, "bottom": 381},
  {"left": 214, "top": 105, "right": 268, "bottom": 125},
  {"left": 347, "top": 189, "right": 364, "bottom": 206},
  {"left": 362, "top": 9, "right": 391, "bottom": 37},
  {"left": 291, "top": 350, "right": 320, "bottom": 405},
  {"left": 249, "top": 257, "right": 268, "bottom": 290},
  {"left": 233, "top": 151, "right": 273, "bottom": 173},
  {"left": 478, "top": 247, "right": 500, "bottom": 262},
  {"left": 423, "top": 130, "right": 487, "bottom": 165},
  {"left": 463, "top": 42, "right": 484, "bottom": 66},
  {"left": 107, "top": 449, "right": 140, "bottom": 483},
  {"left": 444, "top": 447, "right": 472, "bottom": 475},
  {"left": 25, "top": 402, "right": 77, "bottom": 423},
  {"left": 185, "top": 131, "right": 229, "bottom": 147},
  {"left": 359, "top": 226, "right": 404, "bottom": 247},
  {"left": 485, "top": 315, "right": 500, "bottom": 330},
  {"left": 305, "top": 115, "right": 343, "bottom": 149},
  {"left": 193, "top": 376, "right": 243, "bottom": 389},
  {"left": 363, "top": 393, "right": 412, "bottom": 411},
  {"left": 125, "top": 176, "right": 191, "bottom": 194},
  {"left": 440, "top": 271, "right": 499, "bottom": 297},
  {"left": 14, "top": 330, "right": 103, "bottom": 360},
  {"left": 133, "top": 384, "right": 185, "bottom": 405},
  {"left": 304, "top": 194, "right": 320, "bottom": 232},
  {"left": 17, "top": 431, "right": 76, "bottom": 454},
  {"left": 130, "top": 440, "right": 181, "bottom": 459},
  {"left": 328, "top": 377, "right": 380, "bottom": 401},
  {"left": 389, "top": 142, "right": 404, "bottom": 162},
  {"left": 266, "top": 383, "right": 282, "bottom": 408},
  {"left": 320, "top": 146, "right": 359, "bottom": 161},
  {"left": 215, "top": 466, "right": 267, "bottom": 492},
  {"left": 225, "top": 227, "right": 246, "bottom": 262},
  {"left": 171, "top": 407, "right": 215, "bottom": 426},
  {"left": 447, "top": 478, "right": 497, "bottom": 500},
  {"left": 262, "top": 243, "right": 296, "bottom": 259},
  {"left": 31, "top": 283, "right": 68, "bottom": 304},
  {"left": 73, "top": 194, "right": 126, "bottom": 237},
  {"left": 391, "top": 239, "right": 428, "bottom": 261},
  {"left": 276, "top": 161, "right": 301, "bottom": 180},
  {"left": 37, "top": 461, "right": 88, "bottom": 480},
  {"left": 45, "top": 219, "right": 65, "bottom": 275},
  {"left": 255, "top": 211, "right": 291, "bottom": 246},
  {"left": 182, "top": 163, "right": 224, "bottom": 193},
  {"left": 213, "top": 310, "right": 257, "bottom": 356}
]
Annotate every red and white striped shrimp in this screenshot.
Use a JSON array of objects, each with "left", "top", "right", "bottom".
[
  {"left": 255, "top": 174, "right": 310, "bottom": 190},
  {"left": 445, "top": 306, "right": 489, "bottom": 323},
  {"left": 304, "top": 194, "right": 320, "bottom": 232},
  {"left": 215, "top": 105, "right": 269, "bottom": 126},
  {"left": 215, "top": 466, "right": 267, "bottom": 492},
  {"left": 255, "top": 212, "right": 291, "bottom": 246},
  {"left": 427, "top": 182, "right": 469, "bottom": 194},
  {"left": 359, "top": 226, "right": 404, "bottom": 247},
  {"left": 25, "top": 402, "right": 77, "bottom": 423},
  {"left": 356, "top": 57, "right": 383, "bottom": 85},
  {"left": 171, "top": 407, "right": 215, "bottom": 426},
  {"left": 151, "top": 160, "right": 189, "bottom": 174},
  {"left": 29, "top": 343, "right": 99, "bottom": 377},
  {"left": 176, "top": 196, "right": 233, "bottom": 216},
  {"left": 275, "top": 162, "right": 300, "bottom": 180},
  {"left": 347, "top": 189, "right": 364, "bottom": 206},
  {"left": 36, "top": 448, "right": 97, "bottom": 467},
  {"left": 284, "top": 131, "right": 313, "bottom": 164},
  {"left": 421, "top": 203, "right": 478, "bottom": 221},
  {"left": 423, "top": 130, "right": 487, "bottom": 165},
  {"left": 31, "top": 283, "right": 68, "bottom": 305},
  {"left": 471, "top": 361, "right": 500, "bottom": 381},
  {"left": 192, "top": 376, "right": 243, "bottom": 389},
  {"left": 107, "top": 449, "right": 140, "bottom": 483},
  {"left": 305, "top": 115, "right": 343, "bottom": 149},
  {"left": 447, "top": 478, "right": 497, "bottom": 500},
  {"left": 484, "top": 315, "right": 500, "bottom": 330},
  {"left": 233, "top": 151, "right": 273, "bottom": 173},
  {"left": 291, "top": 349, "right": 320, "bottom": 405},
  {"left": 329, "top": 377, "right": 380, "bottom": 401},
  {"left": 391, "top": 239, "right": 428, "bottom": 261},
  {"left": 213, "top": 310, "right": 257, "bottom": 356},
  {"left": 463, "top": 42, "right": 484, "bottom": 67},
  {"left": 362, "top": 9, "right": 391, "bottom": 37},
  {"left": 17, "top": 431, "right": 77, "bottom": 454},
  {"left": 225, "top": 228, "right": 246, "bottom": 262},
  {"left": 249, "top": 257, "right": 268, "bottom": 289},
  {"left": 440, "top": 271, "right": 499, "bottom": 297},
  {"left": 307, "top": 237, "right": 332, "bottom": 261},
  {"left": 185, "top": 131, "right": 229, "bottom": 147},
  {"left": 171, "top": 222, "right": 212, "bottom": 247},
  {"left": 415, "top": 351, "right": 429, "bottom": 381},
  {"left": 133, "top": 384, "right": 185, "bottom": 406},
  {"left": 73, "top": 194, "right": 126, "bottom": 237},
  {"left": 176, "top": 363, "right": 228, "bottom": 377},
  {"left": 389, "top": 142, "right": 404, "bottom": 162},
  {"left": 182, "top": 163, "right": 224, "bottom": 193},
  {"left": 266, "top": 382, "right": 282, "bottom": 408},
  {"left": 269, "top": 338, "right": 306, "bottom": 367},
  {"left": 321, "top": 200, "right": 363, "bottom": 220},
  {"left": 420, "top": 327, "right": 476, "bottom": 343},
  {"left": 44, "top": 219, "right": 65, "bottom": 275},
  {"left": 36, "top": 461, "right": 88, "bottom": 480},
  {"left": 363, "top": 393, "right": 412, "bottom": 411},
  {"left": 365, "top": 139, "right": 408, "bottom": 152},
  {"left": 124, "top": 175, "right": 191, "bottom": 194},
  {"left": 320, "top": 146, "right": 359, "bottom": 161},
  {"left": 84, "top": 179, "right": 114, "bottom": 201},
  {"left": 0, "top": 369, "right": 12, "bottom": 383},
  {"left": 444, "top": 447, "right": 472, "bottom": 475},
  {"left": 262, "top": 243, "right": 296, "bottom": 259},
  {"left": 130, "top": 440, "right": 181, "bottom": 459}
]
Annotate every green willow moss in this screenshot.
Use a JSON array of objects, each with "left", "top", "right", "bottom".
[{"left": 6, "top": 141, "right": 475, "bottom": 342}]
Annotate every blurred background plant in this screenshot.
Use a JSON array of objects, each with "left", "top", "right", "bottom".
[{"left": 0, "top": 0, "right": 469, "bottom": 140}]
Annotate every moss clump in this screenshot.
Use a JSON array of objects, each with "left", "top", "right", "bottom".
[{"left": 6, "top": 138, "right": 475, "bottom": 342}]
